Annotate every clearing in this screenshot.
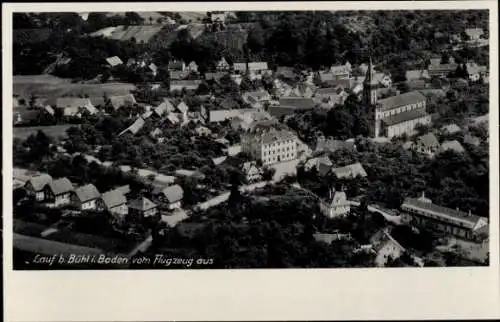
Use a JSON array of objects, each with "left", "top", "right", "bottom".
[{"left": 13, "top": 75, "right": 136, "bottom": 99}]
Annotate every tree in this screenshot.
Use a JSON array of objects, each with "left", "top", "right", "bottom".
[
  {"left": 262, "top": 167, "right": 276, "bottom": 181},
  {"left": 125, "top": 12, "right": 145, "bottom": 26}
]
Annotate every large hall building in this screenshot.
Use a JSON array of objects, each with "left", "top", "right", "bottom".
[{"left": 363, "top": 58, "right": 432, "bottom": 138}]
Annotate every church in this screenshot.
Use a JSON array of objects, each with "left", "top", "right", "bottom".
[{"left": 363, "top": 58, "right": 432, "bottom": 138}]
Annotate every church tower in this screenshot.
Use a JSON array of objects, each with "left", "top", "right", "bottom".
[
  {"left": 363, "top": 57, "right": 381, "bottom": 137},
  {"left": 363, "top": 57, "right": 378, "bottom": 106}
]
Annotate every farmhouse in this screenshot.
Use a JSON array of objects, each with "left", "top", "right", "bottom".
[
  {"left": 128, "top": 197, "right": 158, "bottom": 218},
  {"left": 44, "top": 177, "right": 73, "bottom": 208},
  {"left": 72, "top": 184, "right": 102, "bottom": 211},
  {"left": 101, "top": 189, "right": 128, "bottom": 220},
  {"left": 24, "top": 174, "right": 53, "bottom": 201},
  {"left": 154, "top": 184, "right": 184, "bottom": 210}
]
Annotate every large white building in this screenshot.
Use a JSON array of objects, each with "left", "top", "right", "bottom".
[{"left": 241, "top": 128, "right": 298, "bottom": 166}]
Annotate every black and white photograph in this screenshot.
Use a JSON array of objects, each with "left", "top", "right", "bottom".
[{"left": 9, "top": 7, "right": 492, "bottom": 271}]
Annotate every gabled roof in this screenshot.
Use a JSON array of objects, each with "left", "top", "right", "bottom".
[
  {"left": 405, "top": 69, "right": 430, "bottom": 81},
  {"left": 402, "top": 197, "right": 484, "bottom": 230},
  {"left": 128, "top": 197, "right": 157, "bottom": 211},
  {"left": 377, "top": 91, "right": 426, "bottom": 111},
  {"left": 119, "top": 117, "right": 145, "bottom": 136},
  {"left": 74, "top": 184, "right": 101, "bottom": 203},
  {"left": 115, "top": 185, "right": 131, "bottom": 195},
  {"left": 441, "top": 123, "right": 461, "bottom": 134},
  {"left": 416, "top": 133, "right": 440, "bottom": 149},
  {"left": 158, "top": 184, "right": 184, "bottom": 204},
  {"left": 212, "top": 156, "right": 227, "bottom": 165},
  {"left": 440, "top": 140, "right": 465, "bottom": 153},
  {"left": 169, "top": 80, "right": 202, "bottom": 89},
  {"left": 278, "top": 97, "right": 315, "bottom": 109},
  {"left": 48, "top": 177, "right": 73, "bottom": 195},
  {"left": 464, "top": 28, "right": 484, "bottom": 38},
  {"left": 101, "top": 189, "right": 127, "bottom": 209},
  {"left": 106, "top": 56, "right": 123, "bottom": 67},
  {"left": 166, "top": 112, "right": 180, "bottom": 124},
  {"left": 176, "top": 101, "right": 189, "bottom": 114},
  {"left": 382, "top": 107, "right": 429, "bottom": 126},
  {"left": 26, "top": 174, "right": 53, "bottom": 191},
  {"left": 248, "top": 62, "right": 268, "bottom": 71},
  {"left": 169, "top": 70, "right": 190, "bottom": 80},
  {"left": 331, "top": 162, "right": 367, "bottom": 179},
  {"left": 168, "top": 60, "right": 185, "bottom": 70},
  {"left": 275, "top": 66, "right": 297, "bottom": 79},
  {"left": 109, "top": 94, "right": 136, "bottom": 110},
  {"left": 154, "top": 99, "right": 175, "bottom": 117}
]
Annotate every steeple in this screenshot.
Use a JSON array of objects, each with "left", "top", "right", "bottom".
[{"left": 363, "top": 56, "right": 378, "bottom": 106}]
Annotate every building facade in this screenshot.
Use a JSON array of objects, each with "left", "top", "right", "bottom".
[
  {"left": 241, "top": 128, "right": 298, "bottom": 166},
  {"left": 319, "top": 188, "right": 351, "bottom": 218},
  {"left": 401, "top": 193, "right": 488, "bottom": 242}
]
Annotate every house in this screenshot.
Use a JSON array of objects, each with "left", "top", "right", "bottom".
[
  {"left": 176, "top": 101, "right": 189, "bottom": 115},
  {"left": 168, "top": 60, "right": 186, "bottom": 71},
  {"left": 270, "top": 97, "right": 315, "bottom": 118},
  {"left": 275, "top": 66, "right": 298, "bottom": 81},
  {"left": 150, "top": 128, "right": 163, "bottom": 139},
  {"left": 148, "top": 63, "right": 158, "bottom": 76},
  {"left": 313, "top": 87, "right": 348, "bottom": 107},
  {"left": 242, "top": 161, "right": 262, "bottom": 182},
  {"left": 304, "top": 156, "right": 333, "bottom": 176},
  {"left": 165, "top": 112, "right": 181, "bottom": 125},
  {"left": 24, "top": 174, "right": 53, "bottom": 201},
  {"left": 212, "top": 156, "right": 227, "bottom": 165},
  {"left": 331, "top": 162, "right": 367, "bottom": 179},
  {"left": 154, "top": 99, "right": 175, "bottom": 117},
  {"left": 101, "top": 189, "right": 128, "bottom": 220},
  {"left": 169, "top": 80, "right": 202, "bottom": 92},
  {"left": 44, "top": 177, "right": 73, "bottom": 208},
  {"left": 71, "top": 184, "right": 102, "bottom": 211},
  {"left": 205, "top": 72, "right": 227, "bottom": 83},
  {"left": 241, "top": 128, "right": 298, "bottom": 166},
  {"left": 106, "top": 56, "right": 123, "bottom": 67},
  {"left": 227, "top": 144, "right": 242, "bottom": 156},
  {"left": 464, "top": 134, "right": 481, "bottom": 147},
  {"left": 401, "top": 192, "right": 488, "bottom": 242},
  {"left": 464, "top": 28, "right": 484, "bottom": 41},
  {"left": 405, "top": 69, "right": 430, "bottom": 81},
  {"left": 115, "top": 185, "right": 131, "bottom": 196},
  {"left": 319, "top": 187, "right": 351, "bottom": 218},
  {"left": 12, "top": 107, "right": 40, "bottom": 125},
  {"left": 175, "top": 169, "right": 206, "bottom": 180},
  {"left": 128, "top": 197, "right": 157, "bottom": 218},
  {"left": 118, "top": 117, "right": 145, "bottom": 136},
  {"left": 55, "top": 98, "right": 97, "bottom": 115},
  {"left": 169, "top": 70, "right": 190, "bottom": 80},
  {"left": 441, "top": 123, "right": 461, "bottom": 135},
  {"left": 374, "top": 72, "right": 392, "bottom": 88},
  {"left": 374, "top": 230, "right": 406, "bottom": 267},
  {"left": 207, "top": 108, "right": 257, "bottom": 123},
  {"left": 313, "top": 232, "right": 352, "bottom": 244},
  {"left": 194, "top": 126, "right": 212, "bottom": 136},
  {"left": 154, "top": 184, "right": 184, "bottom": 210},
  {"left": 242, "top": 90, "right": 272, "bottom": 107},
  {"left": 428, "top": 63, "right": 458, "bottom": 77},
  {"left": 210, "top": 12, "right": 227, "bottom": 23},
  {"left": 315, "top": 136, "right": 356, "bottom": 153},
  {"left": 465, "top": 62, "right": 485, "bottom": 82},
  {"left": 186, "top": 61, "right": 199, "bottom": 73},
  {"left": 412, "top": 133, "right": 440, "bottom": 157},
  {"left": 440, "top": 140, "right": 465, "bottom": 154},
  {"left": 216, "top": 57, "right": 231, "bottom": 71},
  {"left": 108, "top": 94, "right": 136, "bottom": 111},
  {"left": 330, "top": 64, "right": 351, "bottom": 78}
]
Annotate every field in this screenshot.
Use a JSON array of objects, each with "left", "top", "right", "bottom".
[
  {"left": 90, "top": 24, "right": 166, "bottom": 43},
  {"left": 13, "top": 124, "right": 76, "bottom": 140},
  {"left": 13, "top": 75, "right": 136, "bottom": 99}
]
